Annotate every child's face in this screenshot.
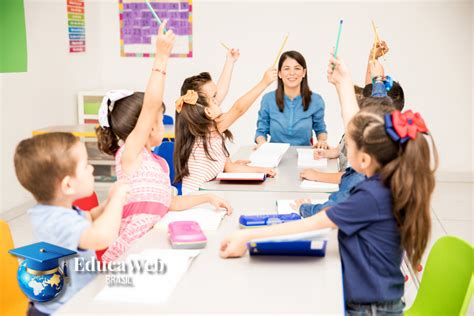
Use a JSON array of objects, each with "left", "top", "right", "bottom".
[
  {"left": 69, "top": 142, "right": 95, "bottom": 198},
  {"left": 201, "top": 81, "right": 222, "bottom": 119},
  {"left": 150, "top": 112, "right": 165, "bottom": 147},
  {"left": 279, "top": 58, "right": 306, "bottom": 90},
  {"left": 346, "top": 135, "right": 367, "bottom": 175}
]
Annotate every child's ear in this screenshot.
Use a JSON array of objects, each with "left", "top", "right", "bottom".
[
  {"left": 60, "top": 175, "right": 75, "bottom": 196},
  {"left": 359, "top": 153, "right": 372, "bottom": 170},
  {"left": 204, "top": 107, "right": 213, "bottom": 119}
]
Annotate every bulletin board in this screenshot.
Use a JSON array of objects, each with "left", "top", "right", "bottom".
[{"left": 119, "top": 0, "right": 193, "bottom": 58}]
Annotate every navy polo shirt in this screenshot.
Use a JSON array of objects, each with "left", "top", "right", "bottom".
[{"left": 326, "top": 174, "right": 404, "bottom": 303}]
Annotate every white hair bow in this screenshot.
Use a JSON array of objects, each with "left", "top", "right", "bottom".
[{"left": 98, "top": 90, "right": 134, "bottom": 128}]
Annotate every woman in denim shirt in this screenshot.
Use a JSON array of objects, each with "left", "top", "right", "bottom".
[{"left": 255, "top": 51, "right": 328, "bottom": 148}]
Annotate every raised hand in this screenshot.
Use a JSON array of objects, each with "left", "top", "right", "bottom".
[{"left": 155, "top": 19, "right": 175, "bottom": 58}]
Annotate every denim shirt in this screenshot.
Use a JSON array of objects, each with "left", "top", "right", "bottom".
[
  {"left": 255, "top": 91, "right": 327, "bottom": 146},
  {"left": 300, "top": 167, "right": 365, "bottom": 218}
]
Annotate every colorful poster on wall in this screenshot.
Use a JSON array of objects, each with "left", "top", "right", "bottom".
[
  {"left": 0, "top": 0, "right": 27, "bottom": 72},
  {"left": 119, "top": 0, "right": 193, "bottom": 58},
  {"left": 67, "top": 0, "right": 86, "bottom": 53}
]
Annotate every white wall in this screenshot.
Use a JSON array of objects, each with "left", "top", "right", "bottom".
[
  {"left": 97, "top": 0, "right": 473, "bottom": 170},
  {"left": 0, "top": 0, "right": 102, "bottom": 211},
  {"left": 1, "top": 0, "right": 472, "bottom": 212}
]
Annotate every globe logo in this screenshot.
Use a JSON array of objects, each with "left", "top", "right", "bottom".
[
  {"left": 17, "top": 260, "right": 65, "bottom": 302},
  {"left": 9, "top": 242, "right": 76, "bottom": 302}
]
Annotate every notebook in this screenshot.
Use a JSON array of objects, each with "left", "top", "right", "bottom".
[
  {"left": 247, "top": 228, "right": 332, "bottom": 257},
  {"left": 156, "top": 205, "right": 227, "bottom": 231},
  {"left": 300, "top": 180, "right": 339, "bottom": 192},
  {"left": 248, "top": 143, "right": 290, "bottom": 168},
  {"left": 216, "top": 172, "right": 266, "bottom": 181},
  {"left": 276, "top": 199, "right": 328, "bottom": 214},
  {"left": 296, "top": 148, "right": 328, "bottom": 168}
]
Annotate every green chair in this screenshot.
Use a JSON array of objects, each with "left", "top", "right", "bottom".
[{"left": 405, "top": 236, "right": 473, "bottom": 316}]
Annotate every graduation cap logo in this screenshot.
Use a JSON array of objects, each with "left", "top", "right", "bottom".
[{"left": 9, "top": 242, "right": 76, "bottom": 302}]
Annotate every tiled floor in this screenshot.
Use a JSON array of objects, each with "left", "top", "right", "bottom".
[{"left": 3, "top": 181, "right": 473, "bottom": 312}]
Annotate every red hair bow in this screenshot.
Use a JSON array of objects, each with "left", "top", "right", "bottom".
[{"left": 385, "top": 110, "right": 428, "bottom": 143}]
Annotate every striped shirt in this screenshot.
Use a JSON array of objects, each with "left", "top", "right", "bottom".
[{"left": 182, "top": 132, "right": 228, "bottom": 192}]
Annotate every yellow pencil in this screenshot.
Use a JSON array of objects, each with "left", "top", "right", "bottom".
[
  {"left": 273, "top": 34, "right": 289, "bottom": 68},
  {"left": 371, "top": 20, "right": 385, "bottom": 59},
  {"left": 221, "top": 42, "right": 230, "bottom": 51},
  {"left": 372, "top": 37, "right": 377, "bottom": 64}
]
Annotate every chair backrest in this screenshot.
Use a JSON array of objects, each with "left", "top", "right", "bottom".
[
  {"left": 163, "top": 114, "right": 174, "bottom": 125},
  {"left": 0, "top": 220, "right": 28, "bottom": 315},
  {"left": 153, "top": 141, "right": 182, "bottom": 195},
  {"left": 73, "top": 192, "right": 99, "bottom": 211},
  {"left": 406, "top": 236, "right": 473, "bottom": 316}
]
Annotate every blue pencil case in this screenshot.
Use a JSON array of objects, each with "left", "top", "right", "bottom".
[{"left": 239, "top": 213, "right": 301, "bottom": 228}]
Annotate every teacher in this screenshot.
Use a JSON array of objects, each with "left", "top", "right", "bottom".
[{"left": 255, "top": 51, "right": 328, "bottom": 148}]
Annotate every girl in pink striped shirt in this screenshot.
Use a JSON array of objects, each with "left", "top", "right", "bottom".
[
  {"left": 96, "top": 22, "right": 231, "bottom": 262},
  {"left": 174, "top": 49, "right": 278, "bottom": 193}
]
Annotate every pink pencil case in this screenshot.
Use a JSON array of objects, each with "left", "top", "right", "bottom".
[{"left": 168, "top": 221, "right": 207, "bottom": 249}]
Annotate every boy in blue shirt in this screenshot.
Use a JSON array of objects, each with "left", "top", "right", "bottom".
[{"left": 14, "top": 132, "right": 129, "bottom": 315}]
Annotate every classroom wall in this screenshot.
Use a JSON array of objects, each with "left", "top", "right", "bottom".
[
  {"left": 1, "top": 0, "right": 472, "bottom": 212},
  {"left": 0, "top": 0, "right": 103, "bottom": 212}
]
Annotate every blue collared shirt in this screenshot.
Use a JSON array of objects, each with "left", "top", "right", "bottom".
[
  {"left": 28, "top": 204, "right": 97, "bottom": 314},
  {"left": 326, "top": 174, "right": 404, "bottom": 303},
  {"left": 255, "top": 91, "right": 327, "bottom": 146}
]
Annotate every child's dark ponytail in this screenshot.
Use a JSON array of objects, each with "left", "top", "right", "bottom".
[{"left": 96, "top": 126, "right": 120, "bottom": 156}]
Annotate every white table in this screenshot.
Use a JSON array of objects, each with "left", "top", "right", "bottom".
[
  {"left": 200, "top": 146, "right": 340, "bottom": 193},
  {"left": 57, "top": 191, "right": 344, "bottom": 315}
]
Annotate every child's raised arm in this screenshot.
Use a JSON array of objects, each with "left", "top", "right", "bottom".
[
  {"left": 215, "top": 47, "right": 240, "bottom": 105},
  {"left": 215, "top": 67, "right": 277, "bottom": 133},
  {"left": 327, "top": 55, "right": 359, "bottom": 130},
  {"left": 121, "top": 21, "right": 175, "bottom": 173}
]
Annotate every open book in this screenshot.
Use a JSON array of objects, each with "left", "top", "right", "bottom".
[
  {"left": 247, "top": 228, "right": 332, "bottom": 257},
  {"left": 216, "top": 172, "right": 266, "bottom": 181},
  {"left": 276, "top": 199, "right": 328, "bottom": 214},
  {"left": 296, "top": 148, "right": 328, "bottom": 168},
  {"left": 248, "top": 143, "right": 290, "bottom": 168}
]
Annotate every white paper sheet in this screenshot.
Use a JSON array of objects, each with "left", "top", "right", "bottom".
[
  {"left": 216, "top": 172, "right": 265, "bottom": 181},
  {"left": 94, "top": 250, "right": 200, "bottom": 304},
  {"left": 248, "top": 143, "right": 290, "bottom": 167},
  {"left": 276, "top": 199, "right": 328, "bottom": 214},
  {"left": 297, "top": 148, "right": 328, "bottom": 168},
  {"left": 300, "top": 180, "right": 339, "bottom": 192},
  {"left": 157, "top": 205, "right": 227, "bottom": 231}
]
